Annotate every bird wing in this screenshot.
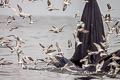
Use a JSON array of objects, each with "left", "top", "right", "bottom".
[
  {"left": 105, "top": 22, "right": 111, "bottom": 32},
  {"left": 7, "top": 35, "right": 16, "bottom": 38},
  {"left": 9, "top": 27, "right": 18, "bottom": 31},
  {"left": 46, "top": 49, "right": 56, "bottom": 54},
  {"left": 59, "top": 25, "right": 65, "bottom": 32},
  {"left": 107, "top": 3, "right": 111, "bottom": 10},
  {"left": 56, "top": 42, "right": 61, "bottom": 52},
  {"left": 63, "top": 4, "right": 67, "bottom": 11},
  {"left": 39, "top": 43, "right": 45, "bottom": 48},
  {"left": 113, "top": 21, "right": 119, "bottom": 28},
  {"left": 93, "top": 43, "right": 103, "bottom": 52},
  {"left": 17, "top": 4, "right": 22, "bottom": 13},
  {"left": 28, "top": 56, "right": 34, "bottom": 61},
  {"left": 4, "top": 0, "right": 9, "bottom": 4},
  {"left": 52, "top": 26, "right": 56, "bottom": 29},
  {"left": 47, "top": 44, "right": 53, "bottom": 50},
  {"left": 47, "top": 0, "right": 51, "bottom": 7}
]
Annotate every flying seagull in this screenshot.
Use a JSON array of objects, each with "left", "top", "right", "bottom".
[
  {"left": 107, "top": 3, "right": 114, "bottom": 11},
  {"left": 49, "top": 25, "right": 65, "bottom": 33},
  {"left": 9, "top": 27, "right": 18, "bottom": 31},
  {"left": 82, "top": 0, "right": 89, "bottom": 3},
  {"left": 47, "top": 0, "right": 51, "bottom": 7},
  {"left": 47, "top": 7, "right": 59, "bottom": 11},
  {"left": 63, "top": 0, "right": 71, "bottom": 11},
  {"left": 73, "top": 30, "right": 82, "bottom": 47},
  {"left": 68, "top": 40, "right": 72, "bottom": 48},
  {"left": 7, "top": 16, "right": 15, "bottom": 25}
]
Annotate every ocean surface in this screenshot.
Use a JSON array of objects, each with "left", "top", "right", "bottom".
[{"left": 0, "top": 15, "right": 120, "bottom": 80}]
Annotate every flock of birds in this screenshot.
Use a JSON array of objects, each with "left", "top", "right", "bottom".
[
  {"left": 0, "top": 0, "right": 120, "bottom": 79},
  {"left": 0, "top": 0, "right": 73, "bottom": 25}
]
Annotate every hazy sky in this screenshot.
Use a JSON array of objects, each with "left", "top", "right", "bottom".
[{"left": 0, "top": 0, "right": 120, "bottom": 17}]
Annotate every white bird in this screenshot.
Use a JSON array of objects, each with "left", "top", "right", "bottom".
[
  {"left": 7, "top": 16, "right": 15, "bottom": 25},
  {"left": 104, "top": 14, "right": 112, "bottom": 23},
  {"left": 96, "top": 61, "right": 104, "bottom": 72},
  {"left": 68, "top": 40, "right": 72, "bottom": 48},
  {"left": 47, "top": 0, "right": 51, "bottom": 7},
  {"left": 22, "top": 56, "right": 35, "bottom": 65},
  {"left": 47, "top": 7, "right": 59, "bottom": 11},
  {"left": 87, "top": 50, "right": 99, "bottom": 55},
  {"left": 49, "top": 25, "right": 65, "bottom": 33},
  {"left": 9, "top": 27, "right": 18, "bottom": 31},
  {"left": 39, "top": 43, "right": 53, "bottom": 51},
  {"left": 56, "top": 42, "right": 63, "bottom": 56},
  {"left": 111, "top": 54, "right": 120, "bottom": 60},
  {"left": 74, "top": 10, "right": 80, "bottom": 18},
  {"left": 63, "top": 0, "right": 71, "bottom": 11},
  {"left": 73, "top": 30, "right": 82, "bottom": 47},
  {"left": 107, "top": 3, "right": 114, "bottom": 11},
  {"left": 93, "top": 43, "right": 104, "bottom": 52},
  {"left": 82, "top": 0, "right": 89, "bottom": 3}
]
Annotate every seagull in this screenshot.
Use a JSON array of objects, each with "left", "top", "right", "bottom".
[
  {"left": 49, "top": 25, "right": 65, "bottom": 33},
  {"left": 77, "top": 28, "right": 89, "bottom": 34},
  {"left": 7, "top": 16, "right": 15, "bottom": 25},
  {"left": 9, "top": 27, "right": 18, "bottom": 31},
  {"left": 93, "top": 43, "right": 104, "bottom": 52},
  {"left": 4, "top": 0, "right": 9, "bottom": 6},
  {"left": 56, "top": 42, "right": 63, "bottom": 55},
  {"left": 0, "top": 0, "right": 10, "bottom": 7},
  {"left": 96, "top": 60, "right": 104, "bottom": 72},
  {"left": 9, "top": 4, "right": 33, "bottom": 24},
  {"left": 16, "top": 49, "right": 24, "bottom": 63},
  {"left": 59, "top": 25, "right": 65, "bottom": 32},
  {"left": 112, "top": 21, "right": 119, "bottom": 29},
  {"left": 39, "top": 43, "right": 46, "bottom": 51},
  {"left": 104, "top": 14, "right": 112, "bottom": 23},
  {"left": 23, "top": 56, "right": 34, "bottom": 62},
  {"left": 76, "top": 21, "right": 89, "bottom": 34},
  {"left": 39, "top": 43, "right": 53, "bottom": 51},
  {"left": 115, "top": 27, "right": 120, "bottom": 36},
  {"left": 0, "top": 60, "right": 13, "bottom": 65},
  {"left": 111, "top": 54, "right": 120, "bottom": 60},
  {"left": 47, "top": 0, "right": 51, "bottom": 7},
  {"left": 82, "top": 0, "right": 89, "bottom": 3},
  {"left": 18, "top": 58, "right": 27, "bottom": 69},
  {"left": 68, "top": 40, "right": 72, "bottom": 48},
  {"left": 0, "top": 0, "right": 4, "bottom": 7},
  {"left": 49, "top": 26, "right": 59, "bottom": 33},
  {"left": 100, "top": 41, "right": 109, "bottom": 52},
  {"left": 107, "top": 3, "right": 114, "bottom": 11},
  {"left": 105, "top": 22, "right": 113, "bottom": 34},
  {"left": 6, "top": 44, "right": 15, "bottom": 53},
  {"left": 0, "top": 58, "right": 4, "bottom": 61},
  {"left": 0, "top": 38, "right": 12, "bottom": 47},
  {"left": 73, "top": 30, "right": 82, "bottom": 47},
  {"left": 45, "top": 49, "right": 56, "bottom": 54},
  {"left": 39, "top": 43, "right": 56, "bottom": 55},
  {"left": 80, "top": 56, "right": 93, "bottom": 69},
  {"left": 47, "top": 7, "right": 59, "bottom": 11},
  {"left": 87, "top": 50, "right": 99, "bottom": 55},
  {"left": 63, "top": 0, "right": 71, "bottom": 11},
  {"left": 28, "top": 15, "right": 33, "bottom": 24},
  {"left": 107, "top": 63, "right": 120, "bottom": 78},
  {"left": 74, "top": 10, "right": 80, "bottom": 18},
  {"left": 77, "top": 21, "right": 85, "bottom": 28}
]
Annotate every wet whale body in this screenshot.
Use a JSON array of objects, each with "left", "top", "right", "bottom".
[{"left": 71, "top": 0, "right": 105, "bottom": 68}]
